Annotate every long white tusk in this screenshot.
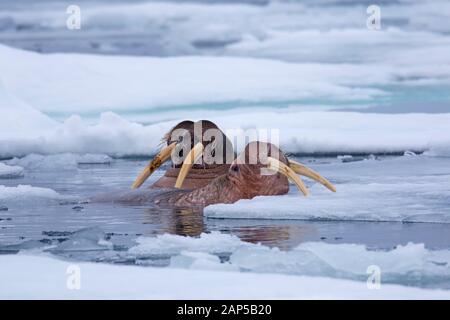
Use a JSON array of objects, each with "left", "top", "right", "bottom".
[
  {"left": 288, "top": 160, "right": 336, "bottom": 192},
  {"left": 131, "top": 142, "right": 177, "bottom": 189},
  {"left": 266, "top": 157, "right": 309, "bottom": 196},
  {"left": 174, "top": 142, "right": 204, "bottom": 189}
]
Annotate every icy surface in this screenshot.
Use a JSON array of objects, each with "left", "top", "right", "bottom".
[
  {"left": 1, "top": 156, "right": 450, "bottom": 292},
  {"left": 2, "top": 0, "right": 450, "bottom": 64},
  {"left": 206, "top": 155, "right": 450, "bottom": 223},
  {"left": 0, "top": 185, "right": 73, "bottom": 206},
  {"left": 4, "top": 226, "right": 449, "bottom": 290},
  {"left": 2, "top": 254, "right": 449, "bottom": 299},
  {"left": 6, "top": 153, "right": 112, "bottom": 170},
  {"left": 1, "top": 107, "right": 450, "bottom": 157},
  {"left": 122, "top": 231, "right": 450, "bottom": 289},
  {"left": 0, "top": 44, "right": 386, "bottom": 114},
  {"left": 0, "top": 163, "right": 23, "bottom": 179},
  {"left": 0, "top": 44, "right": 449, "bottom": 157}
]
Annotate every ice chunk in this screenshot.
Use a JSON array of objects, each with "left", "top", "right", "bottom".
[
  {"left": 0, "top": 185, "right": 73, "bottom": 206},
  {"left": 127, "top": 231, "right": 450, "bottom": 288},
  {"left": 205, "top": 155, "right": 450, "bottom": 223},
  {"left": 76, "top": 154, "right": 112, "bottom": 165},
  {"left": 129, "top": 231, "right": 252, "bottom": 257},
  {"left": 229, "top": 242, "right": 450, "bottom": 288},
  {"left": 170, "top": 251, "right": 237, "bottom": 271},
  {"left": 1, "top": 254, "right": 449, "bottom": 299},
  {"left": 6, "top": 153, "right": 113, "bottom": 170},
  {"left": 48, "top": 227, "right": 112, "bottom": 253},
  {"left": 0, "top": 185, "right": 62, "bottom": 200},
  {"left": 0, "top": 163, "right": 24, "bottom": 179}
]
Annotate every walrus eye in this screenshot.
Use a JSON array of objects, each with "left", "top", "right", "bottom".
[{"left": 231, "top": 164, "right": 239, "bottom": 172}]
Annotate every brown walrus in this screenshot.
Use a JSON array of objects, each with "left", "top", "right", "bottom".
[
  {"left": 131, "top": 120, "right": 235, "bottom": 190},
  {"left": 112, "top": 141, "right": 336, "bottom": 208}
]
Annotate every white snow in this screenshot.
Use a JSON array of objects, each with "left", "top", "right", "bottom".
[
  {"left": 3, "top": 0, "right": 450, "bottom": 64},
  {"left": 0, "top": 80, "right": 56, "bottom": 139},
  {"left": 129, "top": 231, "right": 249, "bottom": 256},
  {"left": 0, "top": 254, "right": 448, "bottom": 299},
  {"left": 205, "top": 155, "right": 450, "bottom": 223},
  {"left": 0, "top": 44, "right": 386, "bottom": 115},
  {"left": 0, "top": 45, "right": 449, "bottom": 157},
  {"left": 125, "top": 232, "right": 450, "bottom": 288},
  {"left": 0, "top": 185, "right": 71, "bottom": 205},
  {"left": 6, "top": 153, "right": 112, "bottom": 170},
  {"left": 1, "top": 107, "right": 450, "bottom": 157},
  {"left": 0, "top": 162, "right": 23, "bottom": 179}
]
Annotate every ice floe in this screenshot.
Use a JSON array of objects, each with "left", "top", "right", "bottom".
[
  {"left": 0, "top": 185, "right": 73, "bottom": 206},
  {"left": 6, "top": 153, "right": 112, "bottom": 170},
  {"left": 0, "top": 163, "right": 23, "bottom": 179},
  {"left": 1, "top": 108, "right": 450, "bottom": 158},
  {"left": 124, "top": 231, "right": 450, "bottom": 289},
  {"left": 205, "top": 155, "right": 450, "bottom": 223},
  {"left": 4, "top": 227, "right": 450, "bottom": 290},
  {"left": 0, "top": 45, "right": 449, "bottom": 157},
  {"left": 1, "top": 254, "right": 449, "bottom": 299}
]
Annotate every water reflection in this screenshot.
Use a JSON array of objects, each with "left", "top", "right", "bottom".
[
  {"left": 139, "top": 205, "right": 317, "bottom": 250},
  {"left": 142, "top": 207, "right": 205, "bottom": 237}
]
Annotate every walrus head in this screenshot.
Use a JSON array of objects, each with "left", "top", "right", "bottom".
[
  {"left": 131, "top": 120, "right": 234, "bottom": 189},
  {"left": 174, "top": 141, "right": 336, "bottom": 207}
]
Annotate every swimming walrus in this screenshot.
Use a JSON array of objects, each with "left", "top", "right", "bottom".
[
  {"left": 108, "top": 140, "right": 336, "bottom": 208},
  {"left": 131, "top": 119, "right": 235, "bottom": 190}
]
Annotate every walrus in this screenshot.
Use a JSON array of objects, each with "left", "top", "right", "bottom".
[
  {"left": 131, "top": 120, "right": 235, "bottom": 190},
  {"left": 109, "top": 141, "right": 336, "bottom": 208}
]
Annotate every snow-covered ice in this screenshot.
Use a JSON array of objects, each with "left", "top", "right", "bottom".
[
  {"left": 0, "top": 162, "right": 23, "bottom": 179},
  {"left": 1, "top": 102, "right": 450, "bottom": 157},
  {"left": 124, "top": 231, "right": 450, "bottom": 289},
  {"left": 205, "top": 155, "right": 450, "bottom": 223},
  {"left": 0, "top": 45, "right": 449, "bottom": 157},
  {"left": 2, "top": 254, "right": 449, "bottom": 299},
  {"left": 0, "top": 184, "right": 73, "bottom": 206},
  {"left": 6, "top": 153, "right": 112, "bottom": 170}
]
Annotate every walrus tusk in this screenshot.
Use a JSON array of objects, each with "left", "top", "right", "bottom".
[
  {"left": 288, "top": 160, "right": 336, "bottom": 192},
  {"left": 131, "top": 142, "right": 177, "bottom": 189},
  {"left": 266, "top": 157, "right": 309, "bottom": 196},
  {"left": 175, "top": 142, "right": 204, "bottom": 189}
]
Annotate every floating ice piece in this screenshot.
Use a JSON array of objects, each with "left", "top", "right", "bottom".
[
  {"left": 0, "top": 185, "right": 73, "bottom": 206},
  {"left": 127, "top": 231, "right": 450, "bottom": 289},
  {"left": 129, "top": 231, "right": 251, "bottom": 257},
  {"left": 76, "top": 154, "right": 112, "bottom": 165},
  {"left": 1, "top": 254, "right": 449, "bottom": 299},
  {"left": 47, "top": 227, "right": 112, "bottom": 253},
  {"left": 404, "top": 150, "right": 418, "bottom": 157},
  {"left": 205, "top": 155, "right": 450, "bottom": 223},
  {"left": 230, "top": 242, "right": 450, "bottom": 288},
  {"left": 0, "top": 185, "right": 62, "bottom": 200},
  {"left": 170, "top": 251, "right": 237, "bottom": 271},
  {"left": 0, "top": 163, "right": 24, "bottom": 179},
  {"left": 6, "top": 153, "right": 113, "bottom": 170}
]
